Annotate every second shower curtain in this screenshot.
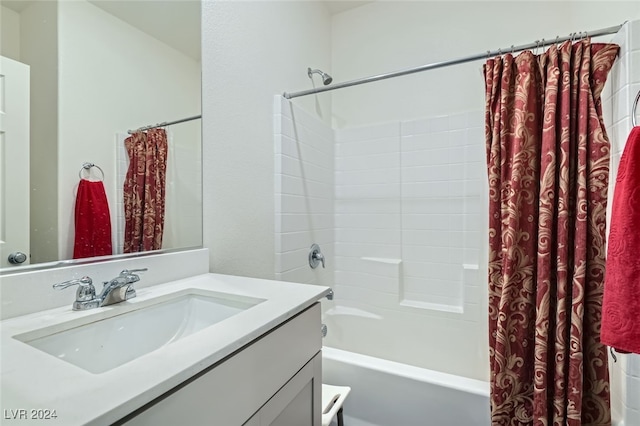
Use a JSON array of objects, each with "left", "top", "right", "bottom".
[{"left": 123, "top": 128, "right": 168, "bottom": 253}]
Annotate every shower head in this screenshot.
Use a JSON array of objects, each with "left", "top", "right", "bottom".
[{"left": 307, "top": 67, "right": 333, "bottom": 85}]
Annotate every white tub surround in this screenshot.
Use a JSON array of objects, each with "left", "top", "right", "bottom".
[
  {"left": 1, "top": 273, "right": 330, "bottom": 425},
  {"left": 275, "top": 100, "right": 489, "bottom": 380}
]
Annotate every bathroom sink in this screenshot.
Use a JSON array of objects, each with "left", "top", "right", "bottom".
[{"left": 14, "top": 291, "right": 263, "bottom": 373}]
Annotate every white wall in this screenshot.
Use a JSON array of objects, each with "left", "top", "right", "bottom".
[
  {"left": 57, "top": 0, "right": 201, "bottom": 260},
  {"left": 161, "top": 121, "right": 203, "bottom": 251},
  {"left": 1, "top": 5, "right": 21, "bottom": 60},
  {"left": 330, "top": 1, "right": 640, "bottom": 128},
  {"left": 202, "top": 1, "right": 332, "bottom": 279},
  {"left": 19, "top": 1, "right": 59, "bottom": 264}
]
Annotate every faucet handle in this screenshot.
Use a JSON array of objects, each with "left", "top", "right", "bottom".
[
  {"left": 122, "top": 268, "right": 148, "bottom": 274},
  {"left": 119, "top": 268, "right": 147, "bottom": 284},
  {"left": 53, "top": 276, "right": 92, "bottom": 289},
  {"left": 309, "top": 244, "right": 325, "bottom": 269},
  {"left": 120, "top": 268, "right": 148, "bottom": 279},
  {"left": 53, "top": 277, "right": 99, "bottom": 310}
]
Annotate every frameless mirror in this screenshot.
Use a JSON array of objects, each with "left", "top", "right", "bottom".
[{"left": 0, "top": 0, "right": 202, "bottom": 272}]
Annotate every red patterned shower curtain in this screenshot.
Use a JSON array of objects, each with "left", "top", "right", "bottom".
[
  {"left": 484, "top": 40, "right": 618, "bottom": 425},
  {"left": 123, "top": 128, "right": 168, "bottom": 253}
]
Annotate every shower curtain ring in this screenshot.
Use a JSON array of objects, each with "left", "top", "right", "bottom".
[{"left": 511, "top": 45, "right": 515, "bottom": 54}]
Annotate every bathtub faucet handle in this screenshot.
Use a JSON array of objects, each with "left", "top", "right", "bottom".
[{"left": 309, "top": 244, "right": 325, "bottom": 269}]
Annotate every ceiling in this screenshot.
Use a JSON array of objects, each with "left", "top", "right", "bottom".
[
  {"left": 2, "top": 0, "right": 34, "bottom": 12},
  {"left": 323, "top": 1, "right": 374, "bottom": 15},
  {"left": 88, "top": 0, "right": 201, "bottom": 61},
  {"left": 2, "top": 0, "right": 372, "bottom": 61},
  {"left": 1, "top": 0, "right": 201, "bottom": 61}
]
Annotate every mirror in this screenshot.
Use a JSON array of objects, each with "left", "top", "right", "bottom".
[{"left": 0, "top": 0, "right": 202, "bottom": 271}]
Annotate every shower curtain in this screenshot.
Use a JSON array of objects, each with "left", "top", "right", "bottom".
[
  {"left": 484, "top": 39, "right": 618, "bottom": 425},
  {"left": 123, "top": 128, "right": 168, "bottom": 253}
]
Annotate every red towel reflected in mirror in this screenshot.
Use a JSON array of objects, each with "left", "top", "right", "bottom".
[{"left": 73, "top": 179, "right": 113, "bottom": 259}]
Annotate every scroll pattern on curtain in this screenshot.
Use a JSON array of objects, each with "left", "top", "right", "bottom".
[
  {"left": 123, "top": 128, "right": 168, "bottom": 253},
  {"left": 484, "top": 40, "right": 618, "bottom": 425}
]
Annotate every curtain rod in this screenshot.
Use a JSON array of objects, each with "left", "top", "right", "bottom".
[
  {"left": 128, "top": 114, "right": 202, "bottom": 134},
  {"left": 283, "top": 23, "right": 624, "bottom": 100}
]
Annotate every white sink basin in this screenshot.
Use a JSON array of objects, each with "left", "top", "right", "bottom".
[{"left": 14, "top": 291, "right": 263, "bottom": 373}]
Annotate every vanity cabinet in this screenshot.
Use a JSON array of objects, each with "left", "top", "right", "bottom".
[{"left": 119, "top": 303, "right": 322, "bottom": 426}]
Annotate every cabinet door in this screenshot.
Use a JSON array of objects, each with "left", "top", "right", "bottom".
[{"left": 244, "top": 352, "right": 322, "bottom": 426}]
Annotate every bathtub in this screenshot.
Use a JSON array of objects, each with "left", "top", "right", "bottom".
[{"left": 322, "top": 347, "right": 491, "bottom": 426}]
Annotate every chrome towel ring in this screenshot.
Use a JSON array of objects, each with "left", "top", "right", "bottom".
[
  {"left": 79, "top": 162, "right": 105, "bottom": 181},
  {"left": 633, "top": 90, "right": 640, "bottom": 128}
]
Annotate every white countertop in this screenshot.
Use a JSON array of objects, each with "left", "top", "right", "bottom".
[{"left": 0, "top": 273, "right": 330, "bottom": 425}]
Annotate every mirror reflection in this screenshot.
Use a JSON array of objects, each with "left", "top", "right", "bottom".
[{"left": 0, "top": 0, "right": 202, "bottom": 270}]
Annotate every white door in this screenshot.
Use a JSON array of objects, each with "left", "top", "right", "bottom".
[{"left": 0, "top": 56, "right": 30, "bottom": 268}]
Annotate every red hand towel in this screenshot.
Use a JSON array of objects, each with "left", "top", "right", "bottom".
[
  {"left": 73, "top": 179, "right": 113, "bottom": 259},
  {"left": 601, "top": 126, "right": 640, "bottom": 354}
]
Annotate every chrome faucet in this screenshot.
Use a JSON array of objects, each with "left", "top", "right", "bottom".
[{"left": 53, "top": 268, "right": 147, "bottom": 311}]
